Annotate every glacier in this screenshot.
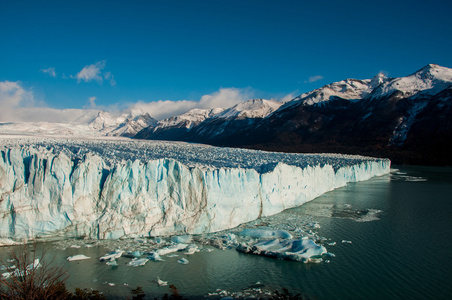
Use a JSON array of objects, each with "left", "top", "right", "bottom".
[{"left": 0, "top": 136, "right": 390, "bottom": 242}]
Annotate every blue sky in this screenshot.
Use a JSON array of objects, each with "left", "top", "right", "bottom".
[{"left": 1, "top": 0, "right": 451, "bottom": 121}]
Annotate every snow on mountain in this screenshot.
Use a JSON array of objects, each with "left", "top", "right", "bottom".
[
  {"left": 213, "top": 98, "right": 282, "bottom": 119},
  {"left": 155, "top": 108, "right": 224, "bottom": 130},
  {"left": 283, "top": 64, "right": 452, "bottom": 109},
  {"left": 0, "top": 135, "right": 390, "bottom": 241},
  {"left": 291, "top": 78, "right": 380, "bottom": 107},
  {"left": 0, "top": 110, "right": 157, "bottom": 138},
  {"left": 371, "top": 64, "right": 452, "bottom": 99},
  {"left": 89, "top": 111, "right": 157, "bottom": 137}
]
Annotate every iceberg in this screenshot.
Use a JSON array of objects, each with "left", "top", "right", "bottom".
[
  {"left": 239, "top": 228, "right": 293, "bottom": 239},
  {"left": 67, "top": 254, "right": 90, "bottom": 261},
  {"left": 0, "top": 136, "right": 390, "bottom": 241},
  {"left": 99, "top": 250, "right": 124, "bottom": 261},
  {"left": 128, "top": 257, "right": 148, "bottom": 267},
  {"left": 178, "top": 258, "right": 189, "bottom": 264},
  {"left": 237, "top": 239, "right": 327, "bottom": 263}
]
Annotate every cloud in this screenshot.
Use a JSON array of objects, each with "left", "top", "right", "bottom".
[
  {"left": 128, "top": 87, "right": 253, "bottom": 120},
  {"left": 75, "top": 61, "right": 106, "bottom": 83},
  {"left": 306, "top": 75, "right": 324, "bottom": 83},
  {"left": 0, "top": 81, "right": 35, "bottom": 122},
  {"left": 74, "top": 60, "right": 116, "bottom": 86},
  {"left": 89, "top": 96, "right": 97, "bottom": 108},
  {"left": 41, "top": 67, "right": 57, "bottom": 77}
]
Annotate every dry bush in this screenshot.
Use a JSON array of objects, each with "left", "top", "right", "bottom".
[{"left": 0, "top": 243, "right": 70, "bottom": 300}]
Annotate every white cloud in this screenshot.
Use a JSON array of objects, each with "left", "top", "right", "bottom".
[
  {"left": 305, "top": 75, "right": 324, "bottom": 83},
  {"left": 76, "top": 60, "right": 105, "bottom": 83},
  {"left": 89, "top": 96, "right": 97, "bottom": 108},
  {"left": 0, "top": 81, "right": 35, "bottom": 122},
  {"left": 41, "top": 67, "right": 57, "bottom": 77},
  {"left": 128, "top": 87, "right": 253, "bottom": 120}
]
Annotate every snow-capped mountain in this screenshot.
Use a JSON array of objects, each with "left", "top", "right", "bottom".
[
  {"left": 136, "top": 64, "right": 452, "bottom": 165},
  {"left": 89, "top": 111, "right": 157, "bottom": 137},
  {"left": 135, "top": 99, "right": 282, "bottom": 141},
  {"left": 213, "top": 98, "right": 282, "bottom": 119},
  {"left": 0, "top": 110, "right": 157, "bottom": 138}
]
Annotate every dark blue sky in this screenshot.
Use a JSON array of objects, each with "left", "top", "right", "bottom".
[{"left": 1, "top": 0, "right": 451, "bottom": 117}]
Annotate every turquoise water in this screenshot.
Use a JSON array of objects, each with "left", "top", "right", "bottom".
[{"left": 1, "top": 166, "right": 451, "bottom": 299}]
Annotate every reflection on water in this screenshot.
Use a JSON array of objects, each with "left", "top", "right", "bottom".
[{"left": 1, "top": 166, "right": 451, "bottom": 299}]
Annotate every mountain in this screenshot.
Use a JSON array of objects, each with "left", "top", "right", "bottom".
[
  {"left": 135, "top": 99, "right": 282, "bottom": 142},
  {"left": 89, "top": 111, "right": 157, "bottom": 137},
  {"left": 136, "top": 64, "right": 452, "bottom": 165},
  {"left": 0, "top": 110, "right": 157, "bottom": 138}
]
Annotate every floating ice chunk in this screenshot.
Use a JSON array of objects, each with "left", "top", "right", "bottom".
[
  {"left": 106, "top": 260, "right": 118, "bottom": 267},
  {"left": 185, "top": 244, "right": 199, "bottom": 255},
  {"left": 157, "top": 277, "right": 168, "bottom": 286},
  {"left": 2, "top": 259, "right": 41, "bottom": 278},
  {"left": 156, "top": 243, "right": 188, "bottom": 256},
  {"left": 172, "top": 235, "right": 192, "bottom": 244},
  {"left": 147, "top": 252, "right": 165, "bottom": 261},
  {"left": 67, "top": 254, "right": 91, "bottom": 261},
  {"left": 178, "top": 258, "right": 189, "bottom": 264},
  {"left": 123, "top": 250, "right": 142, "bottom": 258},
  {"left": 128, "top": 258, "right": 149, "bottom": 267},
  {"left": 307, "top": 222, "right": 320, "bottom": 229},
  {"left": 27, "top": 259, "right": 40, "bottom": 270},
  {"left": 167, "top": 254, "right": 179, "bottom": 257},
  {"left": 327, "top": 242, "right": 337, "bottom": 246},
  {"left": 239, "top": 228, "right": 293, "bottom": 239},
  {"left": 342, "top": 240, "right": 352, "bottom": 244},
  {"left": 99, "top": 250, "right": 124, "bottom": 261},
  {"left": 237, "top": 239, "right": 327, "bottom": 263},
  {"left": 108, "top": 283, "right": 115, "bottom": 286},
  {"left": 70, "top": 245, "right": 81, "bottom": 248}
]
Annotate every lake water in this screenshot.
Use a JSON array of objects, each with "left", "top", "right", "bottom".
[{"left": 2, "top": 166, "right": 452, "bottom": 299}]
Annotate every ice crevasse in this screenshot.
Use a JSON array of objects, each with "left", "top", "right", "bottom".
[{"left": 0, "top": 138, "right": 390, "bottom": 241}]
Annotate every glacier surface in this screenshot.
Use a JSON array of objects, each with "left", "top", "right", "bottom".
[{"left": 0, "top": 136, "right": 390, "bottom": 242}]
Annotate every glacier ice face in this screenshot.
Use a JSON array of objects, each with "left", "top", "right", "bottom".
[{"left": 0, "top": 136, "right": 390, "bottom": 242}]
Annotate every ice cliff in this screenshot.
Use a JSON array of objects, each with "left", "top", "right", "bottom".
[{"left": 0, "top": 136, "right": 390, "bottom": 241}]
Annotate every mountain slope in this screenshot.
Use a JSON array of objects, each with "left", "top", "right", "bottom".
[
  {"left": 135, "top": 99, "right": 282, "bottom": 142},
  {"left": 136, "top": 64, "right": 452, "bottom": 165}
]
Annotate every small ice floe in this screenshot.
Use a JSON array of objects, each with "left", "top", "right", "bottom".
[
  {"left": 156, "top": 243, "right": 188, "bottom": 256},
  {"left": 205, "top": 248, "right": 214, "bottom": 252},
  {"left": 128, "top": 258, "right": 149, "bottom": 267},
  {"left": 327, "top": 242, "right": 337, "bottom": 246},
  {"left": 172, "top": 235, "right": 192, "bottom": 244},
  {"left": 108, "top": 283, "right": 115, "bottom": 287},
  {"left": 123, "top": 250, "right": 142, "bottom": 258},
  {"left": 70, "top": 245, "right": 81, "bottom": 249},
  {"left": 167, "top": 254, "right": 179, "bottom": 257},
  {"left": 147, "top": 252, "right": 165, "bottom": 262},
  {"left": 157, "top": 277, "right": 168, "bottom": 286},
  {"left": 237, "top": 239, "right": 327, "bottom": 263},
  {"left": 84, "top": 244, "right": 95, "bottom": 248},
  {"left": 239, "top": 228, "right": 293, "bottom": 239},
  {"left": 2, "top": 259, "right": 40, "bottom": 278},
  {"left": 67, "top": 254, "right": 91, "bottom": 261},
  {"left": 342, "top": 240, "right": 352, "bottom": 244},
  {"left": 177, "top": 258, "right": 189, "bottom": 264},
  {"left": 106, "top": 260, "right": 118, "bottom": 267},
  {"left": 185, "top": 244, "right": 199, "bottom": 255},
  {"left": 307, "top": 222, "right": 320, "bottom": 229},
  {"left": 99, "top": 249, "right": 124, "bottom": 261}
]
